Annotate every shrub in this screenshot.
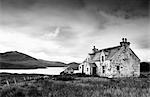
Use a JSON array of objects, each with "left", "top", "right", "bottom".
[
  {"left": 27, "top": 86, "right": 42, "bottom": 97},
  {"left": 0, "top": 87, "right": 25, "bottom": 97},
  {"left": 54, "top": 75, "right": 75, "bottom": 81},
  {"left": 139, "top": 74, "right": 148, "bottom": 78},
  {"left": 1, "top": 77, "right": 149, "bottom": 97}
]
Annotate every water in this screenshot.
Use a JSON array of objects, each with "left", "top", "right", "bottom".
[{"left": 0, "top": 67, "right": 67, "bottom": 75}]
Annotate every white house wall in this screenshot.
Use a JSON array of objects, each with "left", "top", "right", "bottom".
[
  {"left": 128, "top": 49, "right": 140, "bottom": 76},
  {"left": 96, "top": 60, "right": 113, "bottom": 77},
  {"left": 84, "top": 63, "right": 91, "bottom": 75},
  {"left": 79, "top": 63, "right": 84, "bottom": 73},
  {"left": 78, "top": 62, "right": 91, "bottom": 75},
  {"left": 95, "top": 61, "right": 101, "bottom": 76},
  {"left": 100, "top": 51, "right": 105, "bottom": 63}
]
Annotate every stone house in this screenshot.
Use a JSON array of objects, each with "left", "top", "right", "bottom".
[
  {"left": 61, "top": 67, "right": 74, "bottom": 74},
  {"left": 60, "top": 62, "right": 80, "bottom": 75},
  {"left": 79, "top": 38, "right": 140, "bottom": 78}
]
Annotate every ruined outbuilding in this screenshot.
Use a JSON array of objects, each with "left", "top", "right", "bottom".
[{"left": 79, "top": 38, "right": 140, "bottom": 78}]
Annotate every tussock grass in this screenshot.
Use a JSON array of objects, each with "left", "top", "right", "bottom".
[{"left": 0, "top": 76, "right": 149, "bottom": 97}]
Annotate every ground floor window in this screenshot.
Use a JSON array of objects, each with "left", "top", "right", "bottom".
[
  {"left": 102, "top": 66, "right": 105, "bottom": 73},
  {"left": 82, "top": 65, "right": 84, "bottom": 73},
  {"left": 116, "top": 66, "right": 120, "bottom": 72},
  {"left": 117, "top": 66, "right": 119, "bottom": 70}
]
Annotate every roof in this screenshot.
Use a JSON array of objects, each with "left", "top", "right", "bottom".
[
  {"left": 129, "top": 48, "right": 140, "bottom": 61},
  {"left": 103, "top": 46, "right": 121, "bottom": 59},
  {"left": 89, "top": 63, "right": 97, "bottom": 67},
  {"left": 84, "top": 39, "right": 140, "bottom": 63},
  {"left": 66, "top": 62, "right": 79, "bottom": 70},
  {"left": 90, "top": 46, "right": 121, "bottom": 61}
]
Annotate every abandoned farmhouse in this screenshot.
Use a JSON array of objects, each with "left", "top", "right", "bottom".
[{"left": 78, "top": 38, "right": 140, "bottom": 78}]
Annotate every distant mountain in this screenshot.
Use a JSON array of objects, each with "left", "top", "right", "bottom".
[
  {"left": 140, "top": 62, "right": 150, "bottom": 72},
  {"left": 38, "top": 59, "right": 67, "bottom": 67},
  {"left": 0, "top": 51, "right": 67, "bottom": 69},
  {"left": 0, "top": 51, "right": 37, "bottom": 61},
  {"left": 67, "top": 62, "right": 80, "bottom": 70}
]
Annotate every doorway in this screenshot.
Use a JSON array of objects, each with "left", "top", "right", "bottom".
[
  {"left": 82, "top": 65, "right": 84, "bottom": 73},
  {"left": 92, "top": 67, "right": 97, "bottom": 75}
]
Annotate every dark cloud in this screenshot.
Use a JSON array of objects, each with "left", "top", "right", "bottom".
[
  {"left": 84, "top": 0, "right": 149, "bottom": 19},
  {"left": 0, "top": 0, "right": 36, "bottom": 10},
  {"left": 1, "top": 0, "right": 148, "bottom": 18},
  {"left": 1, "top": 0, "right": 148, "bottom": 29},
  {"left": 0, "top": 0, "right": 85, "bottom": 10},
  {"left": 54, "top": 27, "right": 80, "bottom": 47}
]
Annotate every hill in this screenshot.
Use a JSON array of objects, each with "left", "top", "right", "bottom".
[
  {"left": 0, "top": 51, "right": 67, "bottom": 69},
  {"left": 140, "top": 62, "right": 150, "bottom": 72},
  {"left": 38, "top": 59, "right": 67, "bottom": 67},
  {"left": 0, "top": 51, "right": 37, "bottom": 61},
  {"left": 67, "top": 62, "right": 80, "bottom": 70}
]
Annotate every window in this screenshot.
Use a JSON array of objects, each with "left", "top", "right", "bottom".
[
  {"left": 102, "top": 56, "right": 104, "bottom": 62},
  {"left": 102, "top": 66, "right": 105, "bottom": 73},
  {"left": 87, "top": 68, "right": 88, "bottom": 71},
  {"left": 117, "top": 66, "right": 120, "bottom": 71}
]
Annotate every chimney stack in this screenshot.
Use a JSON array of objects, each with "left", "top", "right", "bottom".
[
  {"left": 92, "top": 46, "right": 98, "bottom": 53},
  {"left": 120, "top": 38, "right": 130, "bottom": 48}
]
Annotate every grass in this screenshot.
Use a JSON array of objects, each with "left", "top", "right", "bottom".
[{"left": 0, "top": 73, "right": 150, "bottom": 97}]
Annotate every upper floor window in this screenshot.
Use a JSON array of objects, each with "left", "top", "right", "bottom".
[
  {"left": 117, "top": 66, "right": 120, "bottom": 71},
  {"left": 102, "top": 66, "right": 105, "bottom": 73},
  {"left": 102, "top": 56, "right": 104, "bottom": 62}
]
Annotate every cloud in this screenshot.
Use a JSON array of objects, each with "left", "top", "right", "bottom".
[
  {"left": 42, "top": 27, "right": 61, "bottom": 38},
  {"left": 0, "top": 29, "right": 61, "bottom": 53},
  {"left": 0, "top": 0, "right": 149, "bottom": 62},
  {"left": 136, "top": 34, "right": 150, "bottom": 49},
  {"left": 0, "top": 0, "right": 109, "bottom": 49},
  {"left": 83, "top": 0, "right": 149, "bottom": 19}
]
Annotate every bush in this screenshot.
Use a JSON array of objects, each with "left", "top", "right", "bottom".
[
  {"left": 1, "top": 77, "right": 149, "bottom": 97},
  {"left": 54, "top": 75, "right": 75, "bottom": 81},
  {"left": 139, "top": 74, "right": 148, "bottom": 78},
  {"left": 27, "top": 86, "right": 42, "bottom": 97},
  {"left": 0, "top": 87, "right": 25, "bottom": 97}
]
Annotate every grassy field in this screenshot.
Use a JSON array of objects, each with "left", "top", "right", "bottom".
[{"left": 0, "top": 73, "right": 150, "bottom": 97}]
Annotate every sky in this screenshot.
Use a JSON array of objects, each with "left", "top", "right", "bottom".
[{"left": 0, "top": 0, "right": 149, "bottom": 63}]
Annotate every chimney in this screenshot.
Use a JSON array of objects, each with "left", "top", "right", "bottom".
[
  {"left": 92, "top": 46, "right": 98, "bottom": 53},
  {"left": 120, "top": 38, "right": 130, "bottom": 48}
]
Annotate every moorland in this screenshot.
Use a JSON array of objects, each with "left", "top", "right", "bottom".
[{"left": 0, "top": 72, "right": 149, "bottom": 97}]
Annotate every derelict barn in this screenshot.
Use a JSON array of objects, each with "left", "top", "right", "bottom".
[{"left": 79, "top": 38, "right": 140, "bottom": 78}]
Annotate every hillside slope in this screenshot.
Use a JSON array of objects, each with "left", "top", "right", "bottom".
[
  {"left": 67, "top": 62, "right": 80, "bottom": 70},
  {"left": 0, "top": 51, "right": 67, "bottom": 69},
  {"left": 140, "top": 62, "right": 150, "bottom": 72},
  {"left": 38, "top": 59, "right": 67, "bottom": 67}
]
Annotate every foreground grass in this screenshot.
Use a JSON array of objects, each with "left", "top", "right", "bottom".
[{"left": 0, "top": 76, "right": 150, "bottom": 97}]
